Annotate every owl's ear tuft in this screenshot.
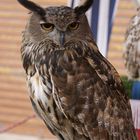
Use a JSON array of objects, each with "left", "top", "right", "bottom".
[
  {"left": 17, "top": 0, "right": 46, "bottom": 16},
  {"left": 74, "top": 0, "right": 94, "bottom": 15}
]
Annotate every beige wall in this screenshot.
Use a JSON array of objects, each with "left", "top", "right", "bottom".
[{"left": 108, "top": 0, "right": 136, "bottom": 75}]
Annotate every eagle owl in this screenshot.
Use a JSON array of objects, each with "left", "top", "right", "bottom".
[
  {"left": 17, "top": 0, "right": 137, "bottom": 139},
  {"left": 124, "top": 8, "right": 140, "bottom": 80}
]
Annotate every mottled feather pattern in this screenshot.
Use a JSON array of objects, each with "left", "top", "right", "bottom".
[
  {"left": 18, "top": 0, "right": 137, "bottom": 139},
  {"left": 124, "top": 8, "right": 140, "bottom": 80},
  {"left": 49, "top": 40, "right": 136, "bottom": 139},
  {"left": 21, "top": 35, "right": 136, "bottom": 139}
]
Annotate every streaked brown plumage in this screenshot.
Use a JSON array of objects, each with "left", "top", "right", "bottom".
[
  {"left": 124, "top": 8, "right": 140, "bottom": 80},
  {"left": 18, "top": 0, "right": 137, "bottom": 139}
]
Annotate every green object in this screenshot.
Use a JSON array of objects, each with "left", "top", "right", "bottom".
[{"left": 121, "top": 76, "right": 133, "bottom": 98}]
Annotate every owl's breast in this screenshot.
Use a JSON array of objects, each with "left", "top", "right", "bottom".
[
  {"left": 27, "top": 66, "right": 61, "bottom": 126},
  {"left": 26, "top": 65, "right": 75, "bottom": 139}
]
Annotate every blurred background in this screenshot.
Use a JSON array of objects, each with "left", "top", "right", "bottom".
[{"left": 0, "top": 0, "right": 139, "bottom": 139}]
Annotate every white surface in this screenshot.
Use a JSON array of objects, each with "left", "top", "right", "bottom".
[
  {"left": 97, "top": 0, "right": 110, "bottom": 57},
  {"left": 130, "top": 99, "right": 140, "bottom": 129},
  {"left": 0, "top": 133, "right": 55, "bottom": 140}
]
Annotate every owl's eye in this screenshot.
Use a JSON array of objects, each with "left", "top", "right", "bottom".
[
  {"left": 40, "top": 23, "right": 54, "bottom": 31},
  {"left": 68, "top": 22, "right": 79, "bottom": 30}
]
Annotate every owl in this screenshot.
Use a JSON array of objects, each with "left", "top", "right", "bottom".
[
  {"left": 134, "top": 0, "right": 140, "bottom": 6},
  {"left": 124, "top": 8, "right": 140, "bottom": 80},
  {"left": 17, "top": 0, "right": 137, "bottom": 139}
]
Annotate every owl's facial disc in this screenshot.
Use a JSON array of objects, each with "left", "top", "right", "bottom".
[
  {"left": 40, "top": 20, "right": 80, "bottom": 46},
  {"left": 40, "top": 21, "right": 65, "bottom": 46}
]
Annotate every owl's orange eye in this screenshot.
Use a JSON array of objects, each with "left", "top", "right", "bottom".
[
  {"left": 68, "top": 22, "right": 79, "bottom": 30},
  {"left": 40, "top": 23, "right": 54, "bottom": 31}
]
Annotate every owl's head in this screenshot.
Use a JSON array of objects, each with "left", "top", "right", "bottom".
[{"left": 18, "top": 0, "right": 94, "bottom": 46}]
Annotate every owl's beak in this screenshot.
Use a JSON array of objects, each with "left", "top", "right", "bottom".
[{"left": 59, "top": 32, "right": 65, "bottom": 46}]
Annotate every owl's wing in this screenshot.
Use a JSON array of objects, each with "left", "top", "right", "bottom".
[{"left": 49, "top": 40, "right": 136, "bottom": 139}]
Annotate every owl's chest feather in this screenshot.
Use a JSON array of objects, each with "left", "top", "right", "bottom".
[
  {"left": 27, "top": 68, "right": 60, "bottom": 124},
  {"left": 27, "top": 69, "right": 73, "bottom": 139}
]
